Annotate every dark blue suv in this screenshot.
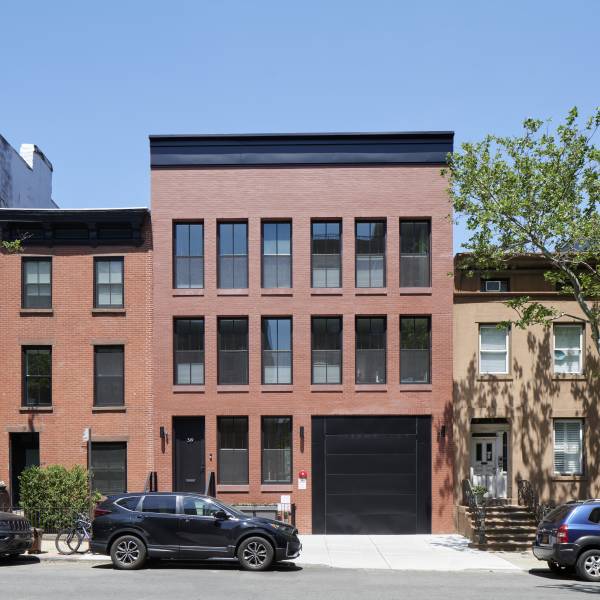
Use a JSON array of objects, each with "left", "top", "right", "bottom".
[{"left": 533, "top": 500, "right": 600, "bottom": 581}]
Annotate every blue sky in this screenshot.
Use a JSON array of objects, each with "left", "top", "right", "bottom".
[{"left": 1, "top": 0, "right": 598, "bottom": 250}]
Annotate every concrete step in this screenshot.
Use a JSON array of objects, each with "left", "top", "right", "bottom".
[
  {"left": 483, "top": 526, "right": 537, "bottom": 535},
  {"left": 485, "top": 533, "right": 537, "bottom": 542},
  {"left": 471, "top": 542, "right": 534, "bottom": 552}
]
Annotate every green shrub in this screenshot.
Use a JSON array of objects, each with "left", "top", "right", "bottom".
[{"left": 19, "top": 465, "right": 99, "bottom": 531}]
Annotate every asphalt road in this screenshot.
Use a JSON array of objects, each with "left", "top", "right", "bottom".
[{"left": 0, "top": 557, "right": 597, "bottom": 600}]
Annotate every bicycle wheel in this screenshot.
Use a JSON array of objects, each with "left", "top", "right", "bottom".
[
  {"left": 67, "top": 529, "right": 84, "bottom": 553},
  {"left": 55, "top": 529, "right": 80, "bottom": 555}
]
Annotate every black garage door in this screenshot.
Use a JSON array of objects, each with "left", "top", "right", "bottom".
[{"left": 312, "top": 416, "right": 431, "bottom": 534}]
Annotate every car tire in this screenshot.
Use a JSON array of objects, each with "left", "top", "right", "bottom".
[
  {"left": 547, "top": 560, "right": 573, "bottom": 575},
  {"left": 237, "top": 536, "right": 275, "bottom": 571},
  {"left": 576, "top": 549, "right": 600, "bottom": 582},
  {"left": 110, "top": 535, "right": 147, "bottom": 570}
]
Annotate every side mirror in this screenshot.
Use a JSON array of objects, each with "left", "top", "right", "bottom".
[{"left": 214, "top": 510, "right": 229, "bottom": 520}]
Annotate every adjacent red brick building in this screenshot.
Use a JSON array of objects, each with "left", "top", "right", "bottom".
[
  {"left": 150, "top": 132, "right": 455, "bottom": 534},
  {"left": 0, "top": 208, "right": 152, "bottom": 504}
]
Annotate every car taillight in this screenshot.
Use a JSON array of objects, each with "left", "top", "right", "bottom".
[
  {"left": 93, "top": 507, "right": 112, "bottom": 518},
  {"left": 557, "top": 524, "right": 569, "bottom": 543}
]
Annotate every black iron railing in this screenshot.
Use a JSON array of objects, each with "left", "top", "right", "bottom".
[
  {"left": 517, "top": 479, "right": 554, "bottom": 522},
  {"left": 462, "top": 479, "right": 486, "bottom": 545}
]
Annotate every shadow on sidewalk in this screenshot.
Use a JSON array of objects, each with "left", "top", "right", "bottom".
[{"left": 93, "top": 559, "right": 303, "bottom": 572}]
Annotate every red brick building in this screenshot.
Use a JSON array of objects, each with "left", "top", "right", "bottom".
[
  {"left": 0, "top": 208, "right": 152, "bottom": 504},
  {"left": 150, "top": 132, "right": 455, "bottom": 534}
]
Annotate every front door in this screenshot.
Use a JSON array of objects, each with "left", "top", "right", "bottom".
[
  {"left": 10, "top": 433, "right": 40, "bottom": 506},
  {"left": 173, "top": 417, "right": 205, "bottom": 493},
  {"left": 470, "top": 435, "right": 507, "bottom": 498}
]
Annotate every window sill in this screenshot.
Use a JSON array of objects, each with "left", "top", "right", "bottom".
[
  {"left": 20, "top": 406, "right": 53, "bottom": 413},
  {"left": 172, "top": 385, "right": 205, "bottom": 393},
  {"left": 354, "top": 288, "right": 387, "bottom": 296},
  {"left": 260, "top": 385, "right": 294, "bottom": 393},
  {"left": 477, "top": 375, "right": 513, "bottom": 382},
  {"left": 261, "top": 289, "right": 293, "bottom": 296},
  {"left": 261, "top": 484, "right": 293, "bottom": 492},
  {"left": 354, "top": 384, "right": 388, "bottom": 392},
  {"left": 399, "top": 383, "right": 433, "bottom": 392},
  {"left": 399, "top": 287, "right": 432, "bottom": 295},
  {"left": 310, "top": 384, "right": 343, "bottom": 392},
  {"left": 92, "top": 406, "right": 127, "bottom": 413},
  {"left": 216, "top": 385, "right": 250, "bottom": 393},
  {"left": 552, "top": 475, "right": 586, "bottom": 482},
  {"left": 92, "top": 308, "right": 126, "bottom": 315},
  {"left": 216, "top": 485, "right": 249, "bottom": 493},
  {"left": 310, "top": 288, "right": 343, "bottom": 296},
  {"left": 172, "top": 289, "right": 204, "bottom": 297},
  {"left": 20, "top": 308, "right": 53, "bottom": 316},
  {"left": 552, "top": 374, "right": 587, "bottom": 381},
  {"left": 217, "top": 289, "right": 249, "bottom": 296}
]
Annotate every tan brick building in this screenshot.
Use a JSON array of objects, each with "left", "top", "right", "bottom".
[
  {"left": 0, "top": 208, "right": 153, "bottom": 504},
  {"left": 454, "top": 255, "right": 600, "bottom": 509},
  {"left": 150, "top": 132, "right": 455, "bottom": 534}
]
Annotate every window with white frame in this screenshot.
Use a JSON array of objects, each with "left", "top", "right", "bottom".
[
  {"left": 554, "top": 420, "right": 583, "bottom": 475},
  {"left": 554, "top": 324, "right": 583, "bottom": 374},
  {"left": 479, "top": 325, "right": 509, "bottom": 374}
]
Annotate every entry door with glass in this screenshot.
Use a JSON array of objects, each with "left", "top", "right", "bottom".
[{"left": 470, "top": 436, "right": 507, "bottom": 498}]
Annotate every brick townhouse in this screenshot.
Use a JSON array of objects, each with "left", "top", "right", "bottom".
[
  {"left": 150, "top": 132, "right": 455, "bottom": 534},
  {"left": 0, "top": 208, "right": 153, "bottom": 505}
]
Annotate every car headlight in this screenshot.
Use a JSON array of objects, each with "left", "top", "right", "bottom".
[{"left": 268, "top": 523, "right": 294, "bottom": 534}]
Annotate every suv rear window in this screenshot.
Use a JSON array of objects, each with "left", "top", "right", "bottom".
[
  {"left": 116, "top": 496, "right": 141, "bottom": 511},
  {"left": 544, "top": 505, "right": 577, "bottom": 524},
  {"left": 142, "top": 495, "right": 177, "bottom": 514}
]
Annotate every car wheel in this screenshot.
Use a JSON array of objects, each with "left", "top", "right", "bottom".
[
  {"left": 547, "top": 560, "right": 573, "bottom": 575},
  {"left": 576, "top": 549, "right": 600, "bottom": 582},
  {"left": 110, "top": 535, "right": 147, "bottom": 570},
  {"left": 237, "top": 536, "right": 275, "bottom": 571}
]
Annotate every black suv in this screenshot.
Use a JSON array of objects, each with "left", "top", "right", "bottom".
[
  {"left": 0, "top": 511, "right": 33, "bottom": 558},
  {"left": 91, "top": 493, "right": 301, "bottom": 570}
]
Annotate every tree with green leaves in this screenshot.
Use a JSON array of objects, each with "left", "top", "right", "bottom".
[{"left": 445, "top": 107, "right": 600, "bottom": 357}]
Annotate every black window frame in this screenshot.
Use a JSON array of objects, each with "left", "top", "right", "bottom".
[
  {"left": 311, "top": 220, "right": 342, "bottom": 288},
  {"left": 355, "top": 316, "right": 387, "bottom": 384},
  {"left": 217, "top": 221, "right": 248, "bottom": 289},
  {"left": 400, "top": 220, "right": 431, "bottom": 287},
  {"left": 22, "top": 346, "right": 52, "bottom": 407},
  {"left": 90, "top": 441, "right": 127, "bottom": 495},
  {"left": 261, "top": 220, "right": 292, "bottom": 289},
  {"left": 217, "top": 416, "right": 249, "bottom": 485},
  {"left": 94, "top": 345, "right": 125, "bottom": 407},
  {"left": 355, "top": 219, "right": 386, "bottom": 288},
  {"left": 400, "top": 316, "right": 432, "bottom": 384},
  {"left": 173, "top": 222, "right": 204, "bottom": 289},
  {"left": 261, "top": 416, "right": 293, "bottom": 484},
  {"left": 311, "top": 316, "right": 343, "bottom": 384},
  {"left": 94, "top": 256, "right": 124, "bottom": 308},
  {"left": 21, "top": 257, "right": 52, "bottom": 309},
  {"left": 173, "top": 318, "right": 205, "bottom": 385},
  {"left": 217, "top": 317, "right": 249, "bottom": 385},
  {"left": 261, "top": 317, "right": 293, "bottom": 385}
]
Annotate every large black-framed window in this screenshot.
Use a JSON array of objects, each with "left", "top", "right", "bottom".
[
  {"left": 355, "top": 317, "right": 386, "bottom": 384},
  {"left": 22, "top": 257, "right": 52, "bottom": 308},
  {"left": 94, "top": 346, "right": 124, "bottom": 406},
  {"left": 94, "top": 257, "right": 124, "bottom": 308},
  {"left": 218, "top": 222, "right": 248, "bottom": 289},
  {"left": 311, "top": 317, "right": 342, "bottom": 384},
  {"left": 262, "top": 221, "right": 291, "bottom": 288},
  {"left": 262, "top": 317, "right": 292, "bottom": 384},
  {"left": 174, "top": 222, "right": 204, "bottom": 289},
  {"left": 174, "top": 318, "right": 205, "bottom": 385},
  {"left": 262, "top": 416, "right": 292, "bottom": 484},
  {"left": 400, "top": 220, "right": 431, "bottom": 287},
  {"left": 400, "top": 317, "right": 431, "bottom": 383},
  {"left": 217, "top": 416, "right": 248, "bottom": 484},
  {"left": 312, "top": 221, "right": 341, "bottom": 288},
  {"left": 91, "top": 442, "right": 127, "bottom": 495},
  {"left": 22, "top": 346, "right": 52, "bottom": 407},
  {"left": 218, "top": 318, "right": 249, "bottom": 385},
  {"left": 355, "top": 220, "right": 386, "bottom": 288}
]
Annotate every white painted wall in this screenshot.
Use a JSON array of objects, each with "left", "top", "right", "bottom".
[{"left": 0, "top": 134, "right": 57, "bottom": 208}]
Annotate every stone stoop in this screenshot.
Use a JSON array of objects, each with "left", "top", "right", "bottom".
[{"left": 468, "top": 505, "right": 538, "bottom": 552}]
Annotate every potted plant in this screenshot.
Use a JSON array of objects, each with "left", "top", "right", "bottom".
[{"left": 471, "top": 485, "right": 488, "bottom": 505}]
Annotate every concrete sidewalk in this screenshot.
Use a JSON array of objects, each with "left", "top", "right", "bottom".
[{"left": 33, "top": 535, "right": 539, "bottom": 571}]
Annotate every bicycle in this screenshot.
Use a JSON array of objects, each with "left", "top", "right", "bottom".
[{"left": 55, "top": 513, "right": 92, "bottom": 555}]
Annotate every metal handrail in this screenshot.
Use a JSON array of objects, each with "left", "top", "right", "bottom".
[
  {"left": 517, "top": 479, "right": 555, "bottom": 522},
  {"left": 462, "top": 479, "right": 486, "bottom": 545}
]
